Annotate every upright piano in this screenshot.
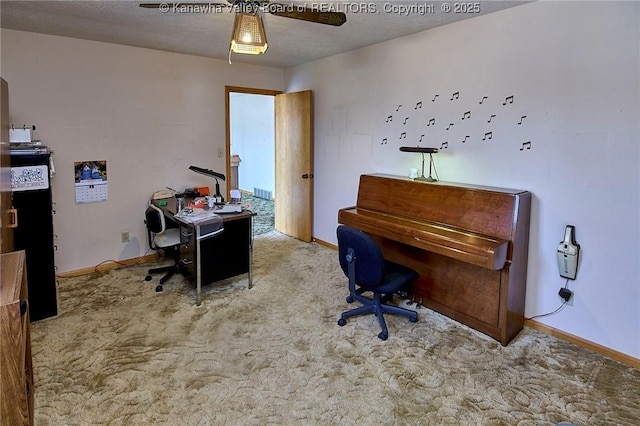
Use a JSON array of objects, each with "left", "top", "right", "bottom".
[{"left": 338, "top": 174, "right": 531, "bottom": 345}]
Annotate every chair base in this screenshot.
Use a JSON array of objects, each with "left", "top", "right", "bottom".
[
  {"left": 145, "top": 248, "right": 184, "bottom": 291},
  {"left": 147, "top": 264, "right": 178, "bottom": 285},
  {"left": 338, "top": 292, "right": 418, "bottom": 340}
]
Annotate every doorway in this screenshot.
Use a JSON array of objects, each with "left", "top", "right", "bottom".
[
  {"left": 225, "top": 86, "right": 314, "bottom": 242},
  {"left": 226, "top": 87, "right": 280, "bottom": 235}
]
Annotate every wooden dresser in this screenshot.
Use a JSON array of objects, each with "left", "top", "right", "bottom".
[
  {"left": 1, "top": 250, "right": 34, "bottom": 425},
  {"left": 339, "top": 174, "right": 531, "bottom": 345}
]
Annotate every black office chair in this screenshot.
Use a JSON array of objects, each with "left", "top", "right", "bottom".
[
  {"left": 336, "top": 225, "right": 419, "bottom": 340},
  {"left": 144, "top": 204, "right": 183, "bottom": 292}
]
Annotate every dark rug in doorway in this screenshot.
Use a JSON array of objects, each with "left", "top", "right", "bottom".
[{"left": 242, "top": 192, "right": 274, "bottom": 235}]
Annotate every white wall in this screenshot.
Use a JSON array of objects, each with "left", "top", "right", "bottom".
[
  {"left": 1, "top": 29, "right": 284, "bottom": 273},
  {"left": 286, "top": 1, "right": 640, "bottom": 358},
  {"left": 230, "top": 93, "right": 275, "bottom": 195}
]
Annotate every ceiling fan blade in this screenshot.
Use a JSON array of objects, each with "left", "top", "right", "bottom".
[{"left": 269, "top": 7, "right": 346, "bottom": 27}]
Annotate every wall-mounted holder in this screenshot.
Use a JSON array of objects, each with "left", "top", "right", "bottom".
[{"left": 399, "top": 146, "right": 439, "bottom": 182}]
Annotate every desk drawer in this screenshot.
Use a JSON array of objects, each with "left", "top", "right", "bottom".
[
  {"left": 179, "top": 223, "right": 223, "bottom": 248},
  {"left": 180, "top": 227, "right": 194, "bottom": 248}
]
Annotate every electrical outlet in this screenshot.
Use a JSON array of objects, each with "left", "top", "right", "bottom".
[
  {"left": 121, "top": 232, "right": 130, "bottom": 243},
  {"left": 559, "top": 287, "right": 574, "bottom": 306},
  {"left": 217, "top": 147, "right": 224, "bottom": 158}
]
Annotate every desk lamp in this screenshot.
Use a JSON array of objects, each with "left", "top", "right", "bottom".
[
  {"left": 399, "top": 146, "right": 439, "bottom": 182},
  {"left": 189, "top": 166, "right": 226, "bottom": 202}
]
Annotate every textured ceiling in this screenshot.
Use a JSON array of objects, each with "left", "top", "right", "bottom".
[{"left": 0, "top": 1, "right": 528, "bottom": 68}]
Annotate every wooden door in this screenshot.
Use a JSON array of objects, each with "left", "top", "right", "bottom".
[
  {"left": 1, "top": 78, "right": 14, "bottom": 253},
  {"left": 274, "top": 90, "right": 313, "bottom": 242}
]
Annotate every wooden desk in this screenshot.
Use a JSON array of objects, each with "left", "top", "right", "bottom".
[{"left": 160, "top": 198, "right": 255, "bottom": 305}]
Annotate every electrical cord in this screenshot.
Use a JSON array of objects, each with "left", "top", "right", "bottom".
[
  {"left": 525, "top": 301, "right": 567, "bottom": 321},
  {"left": 525, "top": 278, "right": 571, "bottom": 321},
  {"left": 93, "top": 248, "right": 153, "bottom": 272},
  {"left": 56, "top": 248, "right": 154, "bottom": 278}
]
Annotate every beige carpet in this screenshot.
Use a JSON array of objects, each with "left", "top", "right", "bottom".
[{"left": 31, "top": 231, "right": 639, "bottom": 425}]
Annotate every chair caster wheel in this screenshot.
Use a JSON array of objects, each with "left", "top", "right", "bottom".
[
  {"left": 378, "top": 332, "right": 388, "bottom": 341},
  {"left": 338, "top": 318, "right": 346, "bottom": 326},
  {"left": 346, "top": 296, "right": 354, "bottom": 303},
  {"left": 145, "top": 275, "right": 152, "bottom": 281},
  {"left": 155, "top": 285, "right": 163, "bottom": 292},
  {"left": 410, "top": 316, "right": 418, "bottom": 323}
]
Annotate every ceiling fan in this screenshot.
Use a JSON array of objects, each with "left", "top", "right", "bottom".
[
  {"left": 140, "top": 1, "right": 346, "bottom": 57},
  {"left": 139, "top": 1, "right": 347, "bottom": 27}
]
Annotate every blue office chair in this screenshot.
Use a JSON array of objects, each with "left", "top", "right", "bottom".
[
  {"left": 336, "top": 225, "right": 419, "bottom": 340},
  {"left": 144, "top": 204, "right": 183, "bottom": 292}
]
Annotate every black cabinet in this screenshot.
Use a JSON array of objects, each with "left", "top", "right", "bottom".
[{"left": 10, "top": 151, "right": 57, "bottom": 321}]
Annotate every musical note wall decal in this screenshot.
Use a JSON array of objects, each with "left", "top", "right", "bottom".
[
  {"left": 502, "top": 95, "right": 514, "bottom": 105},
  {"left": 520, "top": 141, "right": 532, "bottom": 151},
  {"left": 377, "top": 91, "right": 527, "bottom": 156}
]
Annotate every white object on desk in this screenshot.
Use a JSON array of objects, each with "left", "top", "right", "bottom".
[
  {"left": 152, "top": 189, "right": 173, "bottom": 200},
  {"left": 215, "top": 203, "right": 242, "bottom": 214},
  {"left": 174, "top": 207, "right": 221, "bottom": 223}
]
